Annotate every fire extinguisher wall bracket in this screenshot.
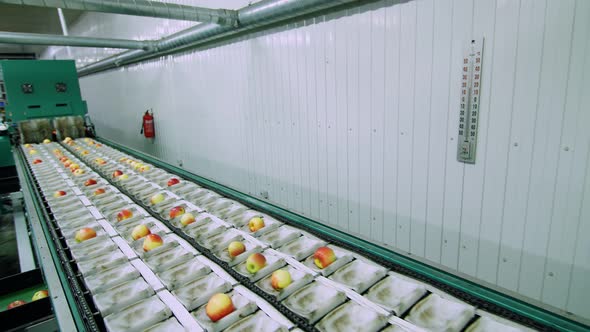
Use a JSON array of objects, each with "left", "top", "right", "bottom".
[{"left": 142, "top": 110, "right": 155, "bottom": 138}]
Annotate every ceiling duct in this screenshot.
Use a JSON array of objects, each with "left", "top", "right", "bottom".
[
  {"left": 0, "top": 0, "right": 238, "bottom": 26},
  {"left": 78, "top": 0, "right": 362, "bottom": 76},
  {"left": 0, "top": 31, "right": 153, "bottom": 50}
]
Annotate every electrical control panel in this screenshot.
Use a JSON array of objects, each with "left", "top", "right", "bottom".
[{"left": 0, "top": 60, "right": 87, "bottom": 122}]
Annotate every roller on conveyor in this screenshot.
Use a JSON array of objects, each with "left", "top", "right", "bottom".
[{"left": 11, "top": 134, "right": 587, "bottom": 332}]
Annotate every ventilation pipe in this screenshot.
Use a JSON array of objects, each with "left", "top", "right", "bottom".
[
  {"left": 0, "top": 31, "right": 153, "bottom": 50},
  {"left": 78, "top": 0, "right": 361, "bottom": 76},
  {"left": 0, "top": 0, "right": 238, "bottom": 26}
]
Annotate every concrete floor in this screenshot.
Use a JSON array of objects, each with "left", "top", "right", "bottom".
[{"left": 0, "top": 194, "right": 19, "bottom": 278}]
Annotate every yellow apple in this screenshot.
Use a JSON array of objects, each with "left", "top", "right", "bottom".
[
  {"left": 248, "top": 216, "right": 265, "bottom": 232},
  {"left": 206, "top": 293, "right": 234, "bottom": 322},
  {"left": 32, "top": 290, "right": 49, "bottom": 301},
  {"left": 271, "top": 269, "right": 292, "bottom": 290}
]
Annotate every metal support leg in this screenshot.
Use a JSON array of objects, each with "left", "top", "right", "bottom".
[{"left": 11, "top": 191, "right": 36, "bottom": 272}]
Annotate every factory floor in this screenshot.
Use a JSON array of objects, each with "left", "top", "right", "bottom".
[{"left": 0, "top": 195, "right": 19, "bottom": 278}]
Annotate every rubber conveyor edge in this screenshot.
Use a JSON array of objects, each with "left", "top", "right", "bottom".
[
  {"left": 13, "top": 148, "right": 100, "bottom": 332},
  {"left": 96, "top": 137, "right": 588, "bottom": 332}
]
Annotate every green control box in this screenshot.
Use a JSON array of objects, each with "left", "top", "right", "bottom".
[{"left": 0, "top": 60, "right": 87, "bottom": 122}]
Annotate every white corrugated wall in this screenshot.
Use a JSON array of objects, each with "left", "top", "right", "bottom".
[{"left": 43, "top": 0, "right": 590, "bottom": 321}]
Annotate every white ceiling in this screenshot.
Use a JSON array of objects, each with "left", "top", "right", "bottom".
[{"left": 0, "top": 4, "right": 81, "bottom": 57}]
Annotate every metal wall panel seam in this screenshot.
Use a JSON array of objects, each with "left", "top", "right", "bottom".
[
  {"left": 369, "top": 1, "right": 386, "bottom": 243},
  {"left": 482, "top": 0, "right": 542, "bottom": 287},
  {"left": 540, "top": 0, "right": 582, "bottom": 308},
  {"left": 285, "top": 26, "right": 297, "bottom": 210},
  {"left": 422, "top": 0, "right": 436, "bottom": 260},
  {"left": 424, "top": 0, "right": 452, "bottom": 263},
  {"left": 457, "top": 0, "right": 492, "bottom": 276},
  {"left": 564, "top": 2, "right": 590, "bottom": 315},
  {"left": 358, "top": 2, "right": 373, "bottom": 239},
  {"left": 410, "top": 0, "right": 434, "bottom": 258},
  {"left": 440, "top": 0, "right": 466, "bottom": 269},
  {"left": 518, "top": 0, "right": 575, "bottom": 301},
  {"left": 316, "top": 16, "right": 330, "bottom": 225},
  {"left": 565, "top": 143, "right": 590, "bottom": 319},
  {"left": 492, "top": 0, "right": 523, "bottom": 290}
]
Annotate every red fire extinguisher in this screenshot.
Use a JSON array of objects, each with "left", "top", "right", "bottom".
[{"left": 141, "top": 109, "right": 155, "bottom": 138}]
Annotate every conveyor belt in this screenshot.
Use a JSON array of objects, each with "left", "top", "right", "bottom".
[
  {"left": 16, "top": 147, "right": 103, "bottom": 331},
  {"left": 78, "top": 153, "right": 320, "bottom": 332},
  {"left": 16, "top": 138, "right": 587, "bottom": 332}
]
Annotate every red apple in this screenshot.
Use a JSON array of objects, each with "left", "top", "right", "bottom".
[
  {"left": 32, "top": 159, "right": 43, "bottom": 164},
  {"left": 271, "top": 269, "right": 292, "bottom": 290},
  {"left": 117, "top": 209, "right": 133, "bottom": 222},
  {"left": 131, "top": 224, "right": 151, "bottom": 240},
  {"left": 180, "top": 213, "right": 196, "bottom": 226},
  {"left": 84, "top": 178, "right": 97, "bottom": 186},
  {"left": 7, "top": 300, "right": 26, "bottom": 309},
  {"left": 205, "top": 293, "right": 234, "bottom": 322},
  {"left": 53, "top": 190, "right": 67, "bottom": 198},
  {"left": 169, "top": 206, "right": 185, "bottom": 219},
  {"left": 228, "top": 241, "right": 246, "bottom": 257},
  {"left": 59, "top": 156, "right": 68, "bottom": 162},
  {"left": 248, "top": 216, "right": 265, "bottom": 232},
  {"left": 143, "top": 234, "right": 163, "bottom": 252},
  {"left": 246, "top": 253, "right": 266, "bottom": 273},
  {"left": 63, "top": 160, "right": 72, "bottom": 167},
  {"left": 94, "top": 188, "right": 106, "bottom": 196},
  {"left": 32, "top": 290, "right": 49, "bottom": 301},
  {"left": 167, "top": 178, "right": 180, "bottom": 187},
  {"left": 112, "top": 170, "right": 123, "bottom": 178},
  {"left": 313, "top": 246, "right": 336, "bottom": 269},
  {"left": 75, "top": 228, "right": 97, "bottom": 242}
]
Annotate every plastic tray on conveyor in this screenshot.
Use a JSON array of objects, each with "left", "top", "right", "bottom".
[
  {"left": 191, "top": 290, "right": 258, "bottom": 332},
  {"left": 20, "top": 139, "right": 555, "bottom": 332}
]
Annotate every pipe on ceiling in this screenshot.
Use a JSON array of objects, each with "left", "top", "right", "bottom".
[
  {"left": 0, "top": 0, "right": 238, "bottom": 26},
  {"left": 78, "top": 0, "right": 361, "bottom": 76},
  {"left": 0, "top": 31, "right": 153, "bottom": 50}
]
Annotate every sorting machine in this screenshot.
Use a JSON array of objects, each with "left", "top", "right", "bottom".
[{"left": 1, "top": 60, "right": 588, "bottom": 332}]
